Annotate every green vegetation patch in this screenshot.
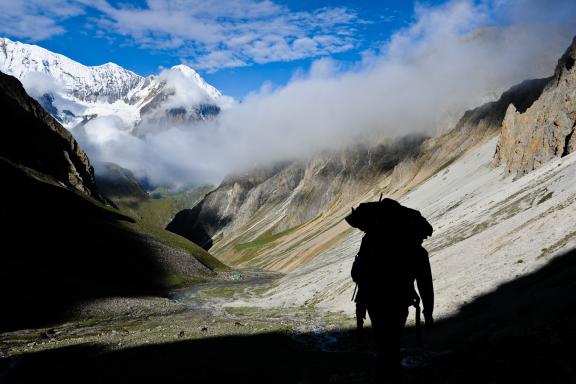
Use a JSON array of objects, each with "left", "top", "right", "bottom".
[
  {"left": 232, "top": 225, "right": 302, "bottom": 264},
  {"left": 537, "top": 191, "right": 554, "bottom": 205},
  {"left": 165, "top": 273, "right": 208, "bottom": 290},
  {"left": 129, "top": 221, "right": 230, "bottom": 272},
  {"left": 235, "top": 226, "right": 299, "bottom": 251},
  {"left": 108, "top": 184, "right": 213, "bottom": 231}
]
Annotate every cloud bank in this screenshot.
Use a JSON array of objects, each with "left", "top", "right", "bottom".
[{"left": 70, "top": 0, "right": 576, "bottom": 186}]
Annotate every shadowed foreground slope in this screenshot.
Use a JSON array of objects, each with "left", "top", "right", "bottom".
[
  {"left": 0, "top": 71, "right": 224, "bottom": 332},
  {"left": 3, "top": 248, "right": 575, "bottom": 383}
]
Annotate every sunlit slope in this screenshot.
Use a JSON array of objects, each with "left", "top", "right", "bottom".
[
  {"left": 232, "top": 137, "right": 576, "bottom": 318},
  {"left": 228, "top": 37, "right": 576, "bottom": 317}
]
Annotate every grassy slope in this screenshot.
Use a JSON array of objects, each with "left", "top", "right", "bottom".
[
  {"left": 111, "top": 186, "right": 213, "bottom": 230},
  {"left": 1, "top": 160, "right": 229, "bottom": 300},
  {"left": 232, "top": 225, "right": 303, "bottom": 264},
  {"left": 106, "top": 186, "right": 229, "bottom": 273},
  {"left": 129, "top": 220, "right": 229, "bottom": 273}
]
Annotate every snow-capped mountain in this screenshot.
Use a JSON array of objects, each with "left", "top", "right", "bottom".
[{"left": 0, "top": 37, "right": 228, "bottom": 132}]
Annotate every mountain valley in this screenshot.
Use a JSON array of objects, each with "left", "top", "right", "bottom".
[{"left": 0, "top": 30, "right": 576, "bottom": 384}]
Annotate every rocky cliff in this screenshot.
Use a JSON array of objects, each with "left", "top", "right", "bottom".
[
  {"left": 167, "top": 69, "right": 548, "bottom": 271},
  {"left": 493, "top": 36, "right": 576, "bottom": 177},
  {"left": 224, "top": 37, "right": 576, "bottom": 318},
  {"left": 167, "top": 135, "right": 426, "bottom": 248},
  {"left": 0, "top": 70, "right": 104, "bottom": 202}
]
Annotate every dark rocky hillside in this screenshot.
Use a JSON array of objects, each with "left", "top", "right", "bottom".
[
  {"left": 96, "top": 162, "right": 150, "bottom": 207},
  {"left": 0, "top": 71, "right": 226, "bottom": 332},
  {"left": 0, "top": 71, "right": 103, "bottom": 202}
]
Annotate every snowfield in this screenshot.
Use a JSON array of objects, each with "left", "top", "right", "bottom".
[
  {"left": 0, "top": 37, "right": 225, "bottom": 130},
  {"left": 229, "top": 137, "right": 576, "bottom": 319}
]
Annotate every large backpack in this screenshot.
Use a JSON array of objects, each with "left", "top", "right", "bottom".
[{"left": 345, "top": 198, "right": 433, "bottom": 242}]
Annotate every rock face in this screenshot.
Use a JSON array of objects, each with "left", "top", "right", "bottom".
[
  {"left": 167, "top": 65, "right": 549, "bottom": 271},
  {"left": 219, "top": 37, "right": 576, "bottom": 317},
  {"left": 493, "top": 36, "right": 576, "bottom": 177},
  {"left": 166, "top": 135, "right": 427, "bottom": 248},
  {"left": 0, "top": 70, "right": 104, "bottom": 202}
]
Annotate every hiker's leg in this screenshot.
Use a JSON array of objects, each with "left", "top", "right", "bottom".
[
  {"left": 384, "top": 310, "right": 403, "bottom": 376},
  {"left": 397, "top": 307, "right": 409, "bottom": 367},
  {"left": 366, "top": 304, "right": 383, "bottom": 349},
  {"left": 367, "top": 305, "right": 401, "bottom": 379}
]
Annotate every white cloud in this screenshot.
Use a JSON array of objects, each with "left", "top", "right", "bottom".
[
  {"left": 0, "top": 0, "right": 83, "bottom": 40},
  {"left": 75, "top": 0, "right": 576, "bottom": 187},
  {"left": 82, "top": 0, "right": 361, "bottom": 71},
  {"left": 0, "top": 0, "right": 361, "bottom": 70},
  {"left": 20, "top": 71, "right": 63, "bottom": 98}
]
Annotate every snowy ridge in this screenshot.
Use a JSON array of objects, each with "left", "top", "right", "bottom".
[
  {"left": 0, "top": 37, "right": 144, "bottom": 103},
  {"left": 0, "top": 37, "right": 226, "bottom": 130}
]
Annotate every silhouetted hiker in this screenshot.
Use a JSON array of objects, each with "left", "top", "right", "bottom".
[{"left": 346, "top": 196, "right": 434, "bottom": 380}]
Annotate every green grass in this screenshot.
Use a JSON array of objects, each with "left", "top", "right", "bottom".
[
  {"left": 108, "top": 185, "right": 230, "bottom": 275},
  {"left": 248, "top": 284, "right": 277, "bottom": 296},
  {"left": 133, "top": 198, "right": 176, "bottom": 228},
  {"left": 164, "top": 273, "right": 208, "bottom": 290},
  {"left": 111, "top": 185, "right": 213, "bottom": 229},
  {"left": 235, "top": 225, "right": 300, "bottom": 251},
  {"left": 130, "top": 220, "right": 230, "bottom": 272},
  {"left": 232, "top": 225, "right": 301, "bottom": 264},
  {"left": 323, "top": 311, "right": 356, "bottom": 328}
]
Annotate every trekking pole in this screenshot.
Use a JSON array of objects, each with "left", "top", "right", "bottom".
[{"left": 351, "top": 283, "right": 358, "bottom": 301}]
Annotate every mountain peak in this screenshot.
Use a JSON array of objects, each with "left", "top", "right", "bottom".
[
  {"left": 170, "top": 64, "right": 199, "bottom": 77},
  {"left": 0, "top": 37, "right": 145, "bottom": 105},
  {"left": 164, "top": 64, "right": 222, "bottom": 100},
  {"left": 98, "top": 62, "right": 124, "bottom": 70},
  {"left": 0, "top": 38, "right": 226, "bottom": 129}
]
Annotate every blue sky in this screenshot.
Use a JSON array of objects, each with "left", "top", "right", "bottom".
[{"left": 0, "top": 0, "right": 446, "bottom": 99}]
